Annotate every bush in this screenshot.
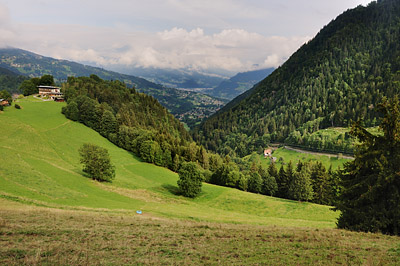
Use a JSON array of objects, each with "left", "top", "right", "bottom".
[
  {"left": 177, "top": 162, "right": 203, "bottom": 198},
  {"left": 78, "top": 143, "right": 115, "bottom": 182}
]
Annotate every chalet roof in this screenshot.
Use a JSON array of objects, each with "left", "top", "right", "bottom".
[{"left": 37, "top": 85, "right": 61, "bottom": 89}]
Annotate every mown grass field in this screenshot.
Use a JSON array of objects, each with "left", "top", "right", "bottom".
[
  {"left": 246, "top": 147, "right": 350, "bottom": 171},
  {"left": 266, "top": 147, "right": 350, "bottom": 170},
  {"left": 1, "top": 200, "right": 399, "bottom": 265},
  {"left": 1, "top": 98, "right": 399, "bottom": 264}
]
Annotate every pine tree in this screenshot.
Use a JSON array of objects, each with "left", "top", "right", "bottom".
[
  {"left": 310, "top": 162, "right": 330, "bottom": 205},
  {"left": 288, "top": 164, "right": 313, "bottom": 201},
  {"left": 248, "top": 172, "right": 263, "bottom": 193},
  {"left": 336, "top": 97, "right": 400, "bottom": 235}
]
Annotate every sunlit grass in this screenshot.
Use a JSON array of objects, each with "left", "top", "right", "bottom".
[
  {"left": 0, "top": 97, "right": 337, "bottom": 228},
  {"left": 0, "top": 201, "right": 399, "bottom": 265}
]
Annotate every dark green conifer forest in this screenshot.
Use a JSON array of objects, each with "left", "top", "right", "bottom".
[{"left": 193, "top": 0, "right": 400, "bottom": 157}]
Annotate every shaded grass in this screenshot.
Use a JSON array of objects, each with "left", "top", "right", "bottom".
[{"left": 0, "top": 202, "right": 399, "bottom": 265}]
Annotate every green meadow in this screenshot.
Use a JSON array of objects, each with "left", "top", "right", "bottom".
[
  {"left": 260, "top": 147, "right": 351, "bottom": 170},
  {"left": 0, "top": 97, "right": 337, "bottom": 228},
  {"left": 1, "top": 98, "right": 399, "bottom": 265}
]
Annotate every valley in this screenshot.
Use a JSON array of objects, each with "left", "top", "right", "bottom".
[
  {"left": 1, "top": 98, "right": 399, "bottom": 265},
  {"left": 0, "top": 48, "right": 227, "bottom": 128},
  {"left": 1, "top": 0, "right": 400, "bottom": 264}
]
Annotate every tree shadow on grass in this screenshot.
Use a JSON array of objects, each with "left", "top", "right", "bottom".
[{"left": 161, "top": 184, "right": 181, "bottom": 196}]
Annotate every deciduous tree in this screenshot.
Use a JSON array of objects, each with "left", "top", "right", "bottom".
[
  {"left": 79, "top": 143, "right": 115, "bottom": 182},
  {"left": 177, "top": 162, "right": 203, "bottom": 198}
]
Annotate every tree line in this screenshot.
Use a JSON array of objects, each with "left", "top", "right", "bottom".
[{"left": 61, "top": 75, "right": 339, "bottom": 205}]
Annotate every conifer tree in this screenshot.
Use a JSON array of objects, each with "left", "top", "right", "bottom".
[
  {"left": 310, "top": 162, "right": 330, "bottom": 205},
  {"left": 336, "top": 97, "right": 400, "bottom": 235},
  {"left": 288, "top": 163, "right": 313, "bottom": 201}
]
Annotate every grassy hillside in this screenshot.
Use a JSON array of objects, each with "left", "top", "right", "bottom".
[
  {"left": 285, "top": 126, "right": 383, "bottom": 155},
  {"left": 245, "top": 147, "right": 350, "bottom": 171},
  {"left": 1, "top": 98, "right": 399, "bottom": 265},
  {"left": 0, "top": 97, "right": 337, "bottom": 228}
]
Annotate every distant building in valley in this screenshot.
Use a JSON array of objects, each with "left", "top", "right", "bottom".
[
  {"left": 0, "top": 99, "right": 9, "bottom": 106},
  {"left": 264, "top": 148, "right": 272, "bottom": 157}
]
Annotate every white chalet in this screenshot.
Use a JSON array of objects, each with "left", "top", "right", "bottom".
[{"left": 38, "top": 85, "right": 63, "bottom": 100}]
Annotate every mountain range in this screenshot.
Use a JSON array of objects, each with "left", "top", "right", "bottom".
[
  {"left": 0, "top": 48, "right": 226, "bottom": 127},
  {"left": 111, "top": 66, "right": 228, "bottom": 90},
  {"left": 208, "top": 68, "right": 274, "bottom": 100}
]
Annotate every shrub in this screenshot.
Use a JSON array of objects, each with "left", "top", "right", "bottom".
[
  {"left": 78, "top": 143, "right": 115, "bottom": 182},
  {"left": 177, "top": 162, "right": 203, "bottom": 198}
]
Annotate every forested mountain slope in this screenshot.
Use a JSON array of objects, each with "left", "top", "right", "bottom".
[
  {"left": 193, "top": 0, "right": 400, "bottom": 157},
  {"left": 61, "top": 75, "right": 192, "bottom": 172},
  {"left": 118, "top": 67, "right": 226, "bottom": 89},
  {"left": 209, "top": 68, "right": 274, "bottom": 100},
  {"left": 0, "top": 66, "right": 27, "bottom": 94}
]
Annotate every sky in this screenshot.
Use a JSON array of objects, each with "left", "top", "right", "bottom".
[{"left": 0, "top": 0, "right": 372, "bottom": 75}]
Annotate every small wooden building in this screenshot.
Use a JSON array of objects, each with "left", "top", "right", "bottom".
[
  {"left": 0, "top": 99, "right": 9, "bottom": 106},
  {"left": 264, "top": 148, "right": 272, "bottom": 157}
]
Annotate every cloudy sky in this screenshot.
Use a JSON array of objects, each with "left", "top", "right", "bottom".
[{"left": 0, "top": 0, "right": 372, "bottom": 74}]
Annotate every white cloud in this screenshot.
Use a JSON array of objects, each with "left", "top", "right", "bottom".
[
  {"left": 0, "top": 4, "right": 16, "bottom": 47},
  {"left": 0, "top": 0, "right": 370, "bottom": 73},
  {"left": 2, "top": 20, "right": 308, "bottom": 72}
]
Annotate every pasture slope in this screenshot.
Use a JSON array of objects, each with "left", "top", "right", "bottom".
[
  {"left": 254, "top": 147, "right": 351, "bottom": 171},
  {"left": 1, "top": 98, "right": 399, "bottom": 265}
]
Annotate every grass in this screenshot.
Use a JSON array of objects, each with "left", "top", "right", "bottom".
[
  {"left": 1, "top": 97, "right": 399, "bottom": 264},
  {"left": 0, "top": 97, "right": 338, "bottom": 228},
  {"left": 1, "top": 200, "right": 399, "bottom": 265},
  {"left": 246, "top": 147, "right": 350, "bottom": 171},
  {"left": 271, "top": 147, "right": 350, "bottom": 170}
]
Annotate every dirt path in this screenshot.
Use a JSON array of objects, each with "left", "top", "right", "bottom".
[{"left": 284, "top": 145, "right": 354, "bottom": 159}]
